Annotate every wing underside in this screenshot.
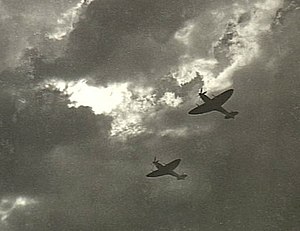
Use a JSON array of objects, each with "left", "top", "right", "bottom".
[
  {"left": 165, "top": 159, "right": 181, "bottom": 171},
  {"left": 146, "top": 170, "right": 166, "bottom": 177},
  {"left": 188, "top": 103, "right": 214, "bottom": 115},
  {"left": 212, "top": 89, "right": 233, "bottom": 105}
]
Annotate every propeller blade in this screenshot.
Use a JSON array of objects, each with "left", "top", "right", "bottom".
[{"left": 198, "top": 88, "right": 207, "bottom": 95}]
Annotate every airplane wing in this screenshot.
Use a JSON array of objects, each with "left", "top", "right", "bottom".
[
  {"left": 165, "top": 159, "right": 181, "bottom": 171},
  {"left": 146, "top": 170, "right": 165, "bottom": 177},
  {"left": 188, "top": 103, "right": 214, "bottom": 115},
  {"left": 212, "top": 89, "right": 233, "bottom": 105}
]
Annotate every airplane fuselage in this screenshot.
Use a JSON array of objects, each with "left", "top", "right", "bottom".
[
  {"left": 153, "top": 163, "right": 173, "bottom": 174},
  {"left": 153, "top": 163, "right": 186, "bottom": 179},
  {"left": 199, "top": 94, "right": 211, "bottom": 103},
  {"left": 153, "top": 162, "right": 164, "bottom": 169}
]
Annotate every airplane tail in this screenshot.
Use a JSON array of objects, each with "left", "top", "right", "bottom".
[
  {"left": 177, "top": 174, "right": 188, "bottom": 180},
  {"left": 225, "top": 111, "right": 239, "bottom": 119}
]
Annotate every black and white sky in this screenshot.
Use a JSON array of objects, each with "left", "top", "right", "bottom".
[{"left": 0, "top": 0, "right": 299, "bottom": 230}]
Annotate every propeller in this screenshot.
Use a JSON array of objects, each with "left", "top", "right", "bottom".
[
  {"left": 151, "top": 157, "right": 159, "bottom": 171},
  {"left": 198, "top": 88, "right": 207, "bottom": 95}
]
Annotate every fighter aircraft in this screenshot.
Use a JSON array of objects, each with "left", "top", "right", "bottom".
[
  {"left": 146, "top": 157, "right": 187, "bottom": 180},
  {"left": 188, "top": 84, "right": 239, "bottom": 119}
]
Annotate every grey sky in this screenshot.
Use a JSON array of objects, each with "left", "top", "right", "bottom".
[{"left": 0, "top": 0, "right": 299, "bottom": 230}]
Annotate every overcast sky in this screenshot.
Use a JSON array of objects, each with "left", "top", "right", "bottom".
[{"left": 0, "top": 0, "right": 299, "bottom": 230}]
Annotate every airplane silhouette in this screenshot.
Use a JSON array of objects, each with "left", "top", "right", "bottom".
[
  {"left": 146, "top": 157, "right": 187, "bottom": 180},
  {"left": 188, "top": 79, "right": 238, "bottom": 119}
]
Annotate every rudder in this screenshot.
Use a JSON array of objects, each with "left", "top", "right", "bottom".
[
  {"left": 225, "top": 111, "right": 239, "bottom": 119},
  {"left": 177, "top": 174, "right": 188, "bottom": 180}
]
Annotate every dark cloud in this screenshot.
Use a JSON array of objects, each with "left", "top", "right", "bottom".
[
  {"left": 32, "top": 0, "right": 234, "bottom": 84},
  {"left": 0, "top": 85, "right": 112, "bottom": 196},
  {"left": 66, "top": 0, "right": 199, "bottom": 66}
]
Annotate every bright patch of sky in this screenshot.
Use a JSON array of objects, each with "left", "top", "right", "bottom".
[
  {"left": 48, "top": 79, "right": 183, "bottom": 139},
  {"left": 67, "top": 80, "right": 130, "bottom": 114},
  {"left": 0, "top": 196, "right": 37, "bottom": 223}
]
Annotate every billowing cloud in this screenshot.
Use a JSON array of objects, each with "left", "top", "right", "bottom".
[
  {"left": 49, "top": 79, "right": 183, "bottom": 139},
  {"left": 158, "top": 92, "right": 183, "bottom": 107},
  {"left": 0, "top": 0, "right": 75, "bottom": 69},
  {"left": 174, "top": 21, "right": 195, "bottom": 46},
  {"left": 170, "top": 0, "right": 284, "bottom": 92},
  {"left": 47, "top": 0, "right": 95, "bottom": 40},
  {"left": 170, "top": 58, "right": 218, "bottom": 86},
  {"left": 61, "top": 79, "right": 130, "bottom": 114}
]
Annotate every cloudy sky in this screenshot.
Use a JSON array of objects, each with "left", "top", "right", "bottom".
[{"left": 0, "top": 0, "right": 299, "bottom": 230}]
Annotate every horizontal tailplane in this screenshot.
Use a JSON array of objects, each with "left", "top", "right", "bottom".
[
  {"left": 177, "top": 174, "right": 188, "bottom": 180},
  {"left": 225, "top": 111, "right": 239, "bottom": 119}
]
